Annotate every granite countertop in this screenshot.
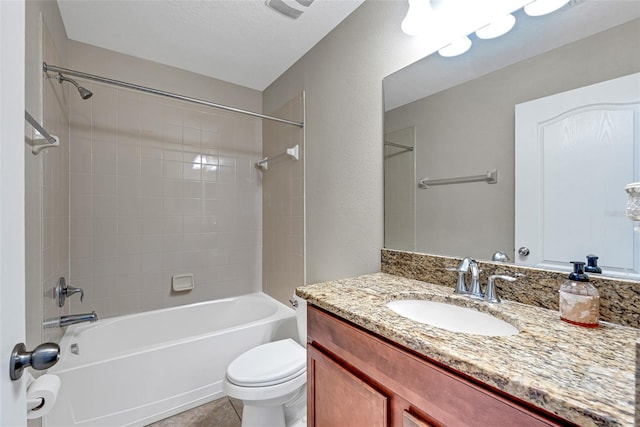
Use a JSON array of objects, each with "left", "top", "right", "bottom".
[{"left": 296, "top": 272, "right": 639, "bottom": 427}]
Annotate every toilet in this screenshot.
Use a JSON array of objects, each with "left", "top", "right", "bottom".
[{"left": 223, "top": 295, "right": 307, "bottom": 427}]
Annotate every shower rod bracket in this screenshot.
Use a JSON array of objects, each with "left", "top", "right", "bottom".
[
  {"left": 30, "top": 131, "right": 60, "bottom": 155},
  {"left": 256, "top": 144, "right": 299, "bottom": 170},
  {"left": 25, "top": 111, "right": 60, "bottom": 155}
]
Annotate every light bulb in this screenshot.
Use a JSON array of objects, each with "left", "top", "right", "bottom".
[
  {"left": 438, "top": 35, "right": 472, "bottom": 57},
  {"left": 401, "top": 0, "right": 432, "bottom": 36},
  {"left": 524, "top": 0, "right": 569, "bottom": 17},
  {"left": 475, "top": 13, "right": 516, "bottom": 39}
]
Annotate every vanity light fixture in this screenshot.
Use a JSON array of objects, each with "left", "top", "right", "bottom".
[
  {"left": 524, "top": 0, "right": 569, "bottom": 16},
  {"left": 438, "top": 35, "right": 472, "bottom": 57},
  {"left": 475, "top": 13, "right": 516, "bottom": 39}
]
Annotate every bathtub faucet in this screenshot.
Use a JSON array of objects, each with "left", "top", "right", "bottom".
[{"left": 44, "top": 311, "right": 98, "bottom": 328}]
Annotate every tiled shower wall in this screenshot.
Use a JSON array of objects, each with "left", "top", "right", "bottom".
[
  {"left": 25, "top": 21, "right": 70, "bottom": 346},
  {"left": 262, "top": 95, "right": 305, "bottom": 304},
  {"left": 68, "top": 83, "right": 262, "bottom": 318}
]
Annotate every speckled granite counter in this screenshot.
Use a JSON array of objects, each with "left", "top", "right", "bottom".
[{"left": 296, "top": 273, "right": 639, "bottom": 427}]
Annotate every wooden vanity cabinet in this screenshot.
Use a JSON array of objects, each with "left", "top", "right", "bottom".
[{"left": 307, "top": 305, "right": 573, "bottom": 427}]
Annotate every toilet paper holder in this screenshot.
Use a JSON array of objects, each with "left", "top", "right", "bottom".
[{"left": 9, "top": 342, "right": 60, "bottom": 380}]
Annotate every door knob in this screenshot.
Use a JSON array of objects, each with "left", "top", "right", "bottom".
[
  {"left": 9, "top": 342, "right": 60, "bottom": 380},
  {"left": 518, "top": 247, "right": 530, "bottom": 256}
]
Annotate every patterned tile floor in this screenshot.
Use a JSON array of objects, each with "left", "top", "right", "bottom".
[{"left": 147, "top": 397, "right": 243, "bottom": 427}]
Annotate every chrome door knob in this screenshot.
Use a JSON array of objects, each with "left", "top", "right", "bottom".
[
  {"left": 518, "top": 247, "right": 530, "bottom": 256},
  {"left": 9, "top": 342, "right": 60, "bottom": 380}
]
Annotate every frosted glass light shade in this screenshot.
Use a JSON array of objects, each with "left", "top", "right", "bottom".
[
  {"left": 476, "top": 14, "right": 516, "bottom": 39},
  {"left": 438, "top": 36, "right": 472, "bottom": 57},
  {"left": 524, "top": 0, "right": 569, "bottom": 16}
]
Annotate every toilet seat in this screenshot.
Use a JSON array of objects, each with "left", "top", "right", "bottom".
[{"left": 226, "top": 338, "right": 306, "bottom": 387}]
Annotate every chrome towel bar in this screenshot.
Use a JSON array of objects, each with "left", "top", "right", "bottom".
[{"left": 419, "top": 169, "right": 498, "bottom": 188}]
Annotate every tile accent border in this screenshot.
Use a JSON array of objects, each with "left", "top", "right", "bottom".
[{"left": 381, "top": 249, "right": 640, "bottom": 328}]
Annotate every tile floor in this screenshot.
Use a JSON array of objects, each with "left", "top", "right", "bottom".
[{"left": 147, "top": 397, "right": 243, "bottom": 427}]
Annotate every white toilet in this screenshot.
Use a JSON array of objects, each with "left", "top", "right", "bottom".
[{"left": 223, "top": 295, "right": 307, "bottom": 427}]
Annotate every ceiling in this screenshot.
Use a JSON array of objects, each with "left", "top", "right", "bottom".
[{"left": 57, "top": 0, "right": 366, "bottom": 91}]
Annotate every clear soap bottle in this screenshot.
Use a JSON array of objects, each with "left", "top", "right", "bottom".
[{"left": 559, "top": 261, "right": 599, "bottom": 328}]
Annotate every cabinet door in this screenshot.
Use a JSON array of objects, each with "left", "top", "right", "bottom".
[{"left": 308, "top": 344, "right": 389, "bottom": 427}]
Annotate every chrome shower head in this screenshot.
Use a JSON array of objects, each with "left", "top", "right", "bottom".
[{"left": 57, "top": 73, "right": 93, "bottom": 100}]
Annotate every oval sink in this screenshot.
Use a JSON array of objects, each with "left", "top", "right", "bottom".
[{"left": 386, "top": 300, "right": 518, "bottom": 336}]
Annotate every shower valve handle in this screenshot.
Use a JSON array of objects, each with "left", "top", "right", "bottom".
[{"left": 56, "top": 277, "right": 85, "bottom": 307}]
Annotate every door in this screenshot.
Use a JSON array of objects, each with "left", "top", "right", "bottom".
[
  {"left": 515, "top": 73, "right": 640, "bottom": 277},
  {"left": 1, "top": 0, "right": 27, "bottom": 425}
]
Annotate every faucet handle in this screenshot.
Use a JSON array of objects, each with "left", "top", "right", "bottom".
[
  {"left": 446, "top": 267, "right": 469, "bottom": 294},
  {"left": 68, "top": 285, "right": 84, "bottom": 302},
  {"left": 56, "top": 277, "right": 85, "bottom": 307},
  {"left": 484, "top": 274, "right": 517, "bottom": 303}
]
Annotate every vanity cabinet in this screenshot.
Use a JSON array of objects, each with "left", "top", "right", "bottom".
[{"left": 307, "top": 305, "right": 573, "bottom": 427}]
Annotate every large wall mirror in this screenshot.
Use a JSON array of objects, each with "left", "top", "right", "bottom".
[{"left": 383, "top": 2, "right": 640, "bottom": 278}]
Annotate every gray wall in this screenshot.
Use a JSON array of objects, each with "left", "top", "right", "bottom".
[
  {"left": 263, "top": 0, "right": 434, "bottom": 284},
  {"left": 385, "top": 19, "right": 640, "bottom": 261}
]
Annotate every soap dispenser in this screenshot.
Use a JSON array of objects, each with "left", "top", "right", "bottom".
[
  {"left": 585, "top": 255, "right": 602, "bottom": 274},
  {"left": 559, "top": 261, "right": 599, "bottom": 328}
]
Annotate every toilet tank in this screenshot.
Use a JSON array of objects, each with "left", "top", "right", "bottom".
[{"left": 292, "top": 294, "right": 307, "bottom": 346}]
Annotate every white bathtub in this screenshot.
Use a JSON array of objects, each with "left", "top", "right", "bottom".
[{"left": 45, "top": 293, "right": 298, "bottom": 427}]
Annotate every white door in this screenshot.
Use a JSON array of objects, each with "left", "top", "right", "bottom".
[
  {"left": 1, "top": 0, "right": 27, "bottom": 425},
  {"left": 515, "top": 73, "right": 640, "bottom": 277}
]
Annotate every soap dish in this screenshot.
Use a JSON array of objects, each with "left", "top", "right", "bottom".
[{"left": 172, "top": 274, "right": 194, "bottom": 292}]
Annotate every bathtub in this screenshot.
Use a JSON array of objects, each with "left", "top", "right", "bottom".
[{"left": 45, "top": 293, "right": 298, "bottom": 427}]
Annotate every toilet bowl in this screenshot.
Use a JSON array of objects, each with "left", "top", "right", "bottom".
[{"left": 223, "top": 294, "right": 307, "bottom": 427}]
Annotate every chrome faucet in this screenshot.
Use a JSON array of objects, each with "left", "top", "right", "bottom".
[
  {"left": 56, "top": 277, "right": 85, "bottom": 307},
  {"left": 43, "top": 311, "right": 98, "bottom": 328},
  {"left": 448, "top": 258, "right": 522, "bottom": 303}
]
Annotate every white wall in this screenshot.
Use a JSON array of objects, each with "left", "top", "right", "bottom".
[{"left": 263, "top": 0, "right": 438, "bottom": 284}]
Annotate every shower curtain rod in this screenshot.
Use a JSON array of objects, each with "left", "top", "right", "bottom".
[{"left": 42, "top": 62, "right": 304, "bottom": 128}]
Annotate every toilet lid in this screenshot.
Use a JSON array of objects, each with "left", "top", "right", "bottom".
[{"left": 227, "top": 339, "right": 306, "bottom": 387}]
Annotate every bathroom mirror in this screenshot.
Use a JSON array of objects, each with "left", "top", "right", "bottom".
[{"left": 383, "top": 2, "right": 640, "bottom": 277}]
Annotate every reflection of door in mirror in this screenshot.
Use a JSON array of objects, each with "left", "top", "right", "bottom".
[
  {"left": 515, "top": 73, "right": 640, "bottom": 278},
  {"left": 384, "top": 127, "right": 416, "bottom": 251}
]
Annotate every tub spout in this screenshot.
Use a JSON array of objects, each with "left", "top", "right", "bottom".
[{"left": 44, "top": 311, "right": 98, "bottom": 328}]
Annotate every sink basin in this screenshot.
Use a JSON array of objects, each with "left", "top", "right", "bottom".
[{"left": 386, "top": 300, "right": 518, "bottom": 336}]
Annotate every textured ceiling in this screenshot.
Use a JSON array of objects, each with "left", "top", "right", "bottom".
[{"left": 57, "top": 0, "right": 366, "bottom": 91}]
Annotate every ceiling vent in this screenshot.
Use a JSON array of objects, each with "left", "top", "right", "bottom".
[{"left": 265, "top": 0, "right": 314, "bottom": 19}]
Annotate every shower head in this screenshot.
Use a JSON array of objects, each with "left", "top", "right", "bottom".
[{"left": 57, "top": 73, "right": 93, "bottom": 100}]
